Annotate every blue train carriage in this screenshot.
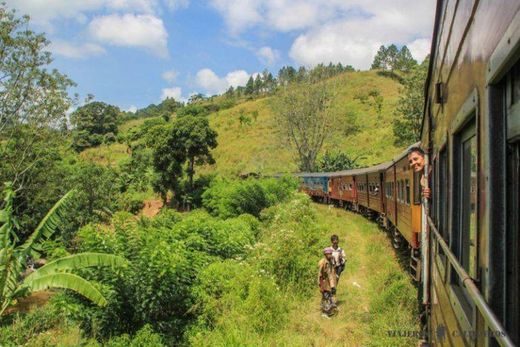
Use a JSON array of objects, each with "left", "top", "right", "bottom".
[{"left": 296, "top": 172, "right": 333, "bottom": 203}]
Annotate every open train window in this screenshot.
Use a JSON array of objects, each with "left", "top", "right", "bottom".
[
  {"left": 451, "top": 118, "right": 478, "bottom": 320},
  {"left": 413, "top": 171, "right": 421, "bottom": 205}
]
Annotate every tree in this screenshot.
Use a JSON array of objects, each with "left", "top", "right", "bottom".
[
  {"left": 254, "top": 74, "right": 263, "bottom": 94},
  {"left": 151, "top": 117, "right": 217, "bottom": 209},
  {"left": 170, "top": 116, "right": 217, "bottom": 194},
  {"left": 371, "top": 45, "right": 388, "bottom": 70},
  {"left": 273, "top": 81, "right": 337, "bottom": 172},
  {"left": 71, "top": 101, "right": 121, "bottom": 151},
  {"left": 393, "top": 56, "right": 429, "bottom": 146},
  {"left": 0, "top": 184, "right": 127, "bottom": 316},
  {"left": 0, "top": 5, "right": 75, "bottom": 196},
  {"left": 395, "top": 46, "right": 417, "bottom": 72},
  {"left": 386, "top": 44, "right": 399, "bottom": 73},
  {"left": 245, "top": 76, "right": 255, "bottom": 95}
]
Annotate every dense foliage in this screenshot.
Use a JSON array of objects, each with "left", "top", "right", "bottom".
[
  {"left": 318, "top": 151, "right": 361, "bottom": 171},
  {"left": 393, "top": 57, "right": 429, "bottom": 146},
  {"left": 371, "top": 44, "right": 417, "bottom": 73},
  {"left": 71, "top": 101, "right": 122, "bottom": 152}
]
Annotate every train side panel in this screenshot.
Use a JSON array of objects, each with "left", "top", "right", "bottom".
[{"left": 424, "top": 0, "right": 520, "bottom": 345}]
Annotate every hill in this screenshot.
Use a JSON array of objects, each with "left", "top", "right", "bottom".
[{"left": 84, "top": 70, "right": 405, "bottom": 176}]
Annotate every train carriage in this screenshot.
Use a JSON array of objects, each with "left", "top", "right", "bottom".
[
  {"left": 422, "top": 0, "right": 520, "bottom": 345},
  {"left": 298, "top": 173, "right": 332, "bottom": 202},
  {"left": 329, "top": 170, "right": 357, "bottom": 208},
  {"left": 393, "top": 149, "right": 422, "bottom": 250}
]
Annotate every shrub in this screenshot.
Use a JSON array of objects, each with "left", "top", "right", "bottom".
[{"left": 202, "top": 177, "right": 297, "bottom": 219}]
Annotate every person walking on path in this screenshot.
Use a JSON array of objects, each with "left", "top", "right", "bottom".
[
  {"left": 319, "top": 247, "right": 337, "bottom": 317},
  {"left": 330, "top": 234, "right": 346, "bottom": 282}
]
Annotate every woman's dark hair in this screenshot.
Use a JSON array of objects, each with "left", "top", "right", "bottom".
[
  {"left": 331, "top": 234, "right": 339, "bottom": 241},
  {"left": 408, "top": 146, "right": 425, "bottom": 157}
]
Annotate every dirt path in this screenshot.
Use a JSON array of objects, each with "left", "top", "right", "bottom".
[
  {"left": 276, "top": 203, "right": 418, "bottom": 347},
  {"left": 140, "top": 199, "right": 163, "bottom": 217}
]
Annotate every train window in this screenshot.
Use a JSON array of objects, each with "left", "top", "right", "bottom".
[
  {"left": 506, "top": 141, "right": 520, "bottom": 344},
  {"left": 413, "top": 171, "right": 422, "bottom": 205},
  {"left": 451, "top": 119, "right": 478, "bottom": 319},
  {"left": 439, "top": 148, "right": 448, "bottom": 242},
  {"left": 405, "top": 179, "right": 410, "bottom": 205}
]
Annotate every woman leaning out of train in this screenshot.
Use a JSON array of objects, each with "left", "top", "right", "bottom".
[{"left": 407, "top": 147, "right": 431, "bottom": 199}]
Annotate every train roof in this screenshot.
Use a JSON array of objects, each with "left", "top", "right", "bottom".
[
  {"left": 294, "top": 172, "right": 334, "bottom": 178},
  {"left": 328, "top": 160, "right": 393, "bottom": 177},
  {"left": 293, "top": 142, "right": 421, "bottom": 178}
]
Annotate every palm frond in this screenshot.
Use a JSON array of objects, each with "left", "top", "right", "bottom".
[
  {"left": 25, "top": 253, "right": 128, "bottom": 281},
  {"left": 19, "top": 190, "right": 75, "bottom": 255},
  {"left": 19, "top": 273, "right": 108, "bottom": 307}
]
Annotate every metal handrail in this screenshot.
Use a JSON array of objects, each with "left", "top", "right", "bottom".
[{"left": 427, "top": 216, "right": 515, "bottom": 347}]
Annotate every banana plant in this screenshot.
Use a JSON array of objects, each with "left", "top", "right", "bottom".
[{"left": 0, "top": 182, "right": 128, "bottom": 316}]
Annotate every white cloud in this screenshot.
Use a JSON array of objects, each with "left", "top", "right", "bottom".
[
  {"left": 162, "top": 69, "right": 178, "bottom": 83},
  {"left": 50, "top": 40, "right": 106, "bottom": 58},
  {"left": 288, "top": 0, "right": 436, "bottom": 69},
  {"left": 5, "top": 0, "right": 159, "bottom": 25},
  {"left": 209, "top": 0, "right": 435, "bottom": 69},
  {"left": 408, "top": 38, "right": 431, "bottom": 63},
  {"left": 161, "top": 86, "right": 183, "bottom": 101},
  {"left": 195, "top": 68, "right": 253, "bottom": 95},
  {"left": 257, "top": 46, "right": 279, "bottom": 66},
  {"left": 89, "top": 14, "right": 168, "bottom": 57},
  {"left": 126, "top": 105, "right": 138, "bottom": 113},
  {"left": 209, "top": 0, "right": 262, "bottom": 34}
]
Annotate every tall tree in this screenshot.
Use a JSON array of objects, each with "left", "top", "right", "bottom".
[
  {"left": 395, "top": 45, "right": 417, "bottom": 72},
  {"left": 371, "top": 45, "right": 388, "bottom": 70},
  {"left": 170, "top": 116, "right": 217, "bottom": 191},
  {"left": 273, "top": 81, "right": 337, "bottom": 172},
  {"left": 254, "top": 74, "right": 263, "bottom": 94},
  {"left": 71, "top": 101, "right": 121, "bottom": 151},
  {"left": 386, "top": 44, "right": 399, "bottom": 72},
  {"left": 245, "top": 76, "right": 255, "bottom": 95},
  {"left": 393, "top": 56, "right": 429, "bottom": 146},
  {"left": 0, "top": 5, "right": 75, "bottom": 194}
]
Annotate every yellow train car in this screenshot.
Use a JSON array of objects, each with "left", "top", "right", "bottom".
[{"left": 422, "top": 0, "right": 520, "bottom": 345}]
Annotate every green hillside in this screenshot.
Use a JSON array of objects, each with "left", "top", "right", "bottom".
[
  {"left": 202, "top": 70, "right": 404, "bottom": 176},
  {"left": 83, "top": 70, "right": 405, "bottom": 176}
]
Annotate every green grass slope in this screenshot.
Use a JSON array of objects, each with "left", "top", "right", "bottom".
[
  {"left": 84, "top": 70, "right": 405, "bottom": 176},
  {"left": 201, "top": 70, "right": 404, "bottom": 176}
]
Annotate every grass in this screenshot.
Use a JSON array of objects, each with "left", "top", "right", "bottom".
[
  {"left": 256, "top": 203, "right": 419, "bottom": 347},
  {"left": 200, "top": 71, "right": 405, "bottom": 176},
  {"left": 79, "top": 143, "right": 130, "bottom": 167},
  {"left": 82, "top": 71, "right": 406, "bottom": 176}
]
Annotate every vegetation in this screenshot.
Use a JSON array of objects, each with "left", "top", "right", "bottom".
[
  {"left": 371, "top": 44, "right": 417, "bottom": 74},
  {"left": 0, "top": 184, "right": 126, "bottom": 316},
  {"left": 273, "top": 80, "right": 338, "bottom": 172},
  {"left": 0, "top": 4, "right": 423, "bottom": 346},
  {"left": 393, "top": 57, "right": 429, "bottom": 146},
  {"left": 71, "top": 101, "right": 122, "bottom": 152},
  {"left": 318, "top": 150, "right": 361, "bottom": 171}
]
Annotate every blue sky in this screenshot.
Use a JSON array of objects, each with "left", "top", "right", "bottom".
[{"left": 5, "top": 0, "right": 436, "bottom": 112}]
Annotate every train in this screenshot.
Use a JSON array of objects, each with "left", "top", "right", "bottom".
[{"left": 298, "top": 1, "right": 520, "bottom": 346}]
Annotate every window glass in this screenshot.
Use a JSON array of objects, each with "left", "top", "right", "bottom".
[{"left": 405, "top": 179, "right": 411, "bottom": 205}]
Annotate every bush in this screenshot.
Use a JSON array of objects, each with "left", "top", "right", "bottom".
[{"left": 202, "top": 177, "right": 297, "bottom": 219}]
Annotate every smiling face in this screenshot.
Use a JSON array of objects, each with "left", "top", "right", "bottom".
[{"left": 408, "top": 151, "right": 425, "bottom": 172}]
